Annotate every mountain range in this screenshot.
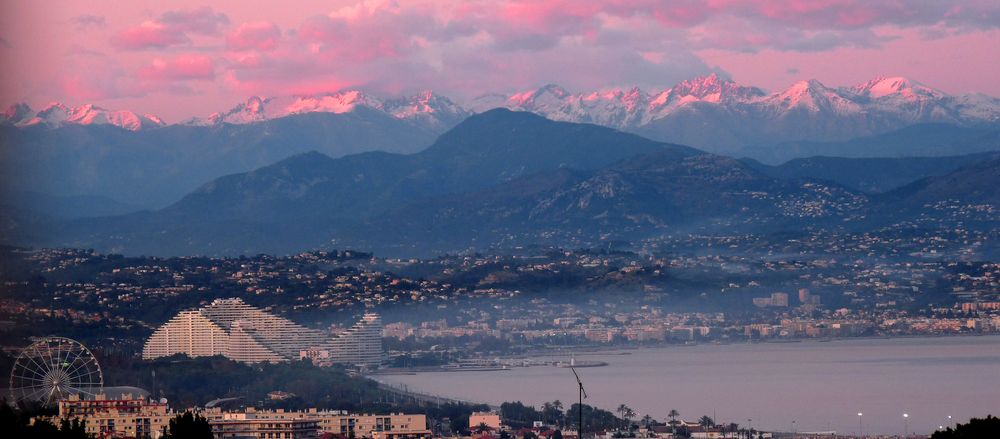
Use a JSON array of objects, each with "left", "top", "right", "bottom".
[
  {"left": 10, "top": 109, "right": 996, "bottom": 257},
  {"left": 5, "top": 75, "right": 999, "bottom": 151}
]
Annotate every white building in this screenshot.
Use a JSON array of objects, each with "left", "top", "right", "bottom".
[{"left": 143, "top": 298, "right": 383, "bottom": 367}]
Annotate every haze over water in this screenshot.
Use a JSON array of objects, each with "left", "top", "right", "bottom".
[{"left": 378, "top": 336, "right": 1000, "bottom": 436}]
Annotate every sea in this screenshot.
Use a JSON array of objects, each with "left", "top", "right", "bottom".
[{"left": 375, "top": 335, "right": 1000, "bottom": 435}]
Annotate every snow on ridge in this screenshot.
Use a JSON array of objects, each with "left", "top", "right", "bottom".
[
  {"left": 2, "top": 102, "right": 165, "bottom": 131},
  {"left": 5, "top": 75, "right": 998, "bottom": 132}
]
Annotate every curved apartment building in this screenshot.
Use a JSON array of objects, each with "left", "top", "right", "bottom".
[{"left": 142, "top": 298, "right": 383, "bottom": 368}]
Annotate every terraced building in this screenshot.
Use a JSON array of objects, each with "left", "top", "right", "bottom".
[{"left": 142, "top": 298, "right": 383, "bottom": 368}]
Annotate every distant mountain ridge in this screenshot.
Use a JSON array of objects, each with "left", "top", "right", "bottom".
[
  {"left": 742, "top": 151, "right": 1000, "bottom": 193},
  {"left": 183, "top": 90, "right": 470, "bottom": 129},
  {"left": 0, "top": 109, "right": 446, "bottom": 209},
  {"left": 478, "top": 75, "right": 1000, "bottom": 154},
  {"left": 1, "top": 102, "right": 165, "bottom": 131},
  {"left": 16, "top": 110, "right": 995, "bottom": 258},
  {"left": 6, "top": 74, "right": 998, "bottom": 145}
]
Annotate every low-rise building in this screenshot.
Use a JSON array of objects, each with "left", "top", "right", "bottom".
[
  {"left": 469, "top": 411, "right": 502, "bottom": 431},
  {"left": 203, "top": 408, "right": 429, "bottom": 439},
  {"left": 211, "top": 411, "right": 319, "bottom": 439},
  {"left": 54, "top": 392, "right": 171, "bottom": 439}
]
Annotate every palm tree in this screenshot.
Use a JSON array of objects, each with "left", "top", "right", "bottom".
[
  {"left": 725, "top": 423, "right": 739, "bottom": 439},
  {"left": 668, "top": 410, "right": 679, "bottom": 435},
  {"left": 624, "top": 408, "right": 636, "bottom": 431},
  {"left": 617, "top": 404, "right": 628, "bottom": 431},
  {"left": 552, "top": 400, "right": 563, "bottom": 428},
  {"left": 698, "top": 416, "right": 715, "bottom": 428},
  {"left": 641, "top": 415, "right": 653, "bottom": 429}
]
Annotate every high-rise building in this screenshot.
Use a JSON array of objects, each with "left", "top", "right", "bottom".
[
  {"left": 143, "top": 298, "right": 383, "bottom": 368},
  {"left": 329, "top": 313, "right": 386, "bottom": 368}
]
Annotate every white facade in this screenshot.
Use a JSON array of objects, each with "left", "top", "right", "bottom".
[
  {"left": 142, "top": 298, "right": 383, "bottom": 367},
  {"left": 329, "top": 313, "right": 386, "bottom": 368}
]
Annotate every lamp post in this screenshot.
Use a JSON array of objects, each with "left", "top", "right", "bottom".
[
  {"left": 857, "top": 412, "right": 863, "bottom": 438},
  {"left": 903, "top": 413, "right": 909, "bottom": 438}
]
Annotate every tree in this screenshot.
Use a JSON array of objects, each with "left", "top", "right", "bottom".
[
  {"left": 931, "top": 415, "right": 1000, "bottom": 439},
  {"left": 668, "top": 410, "right": 679, "bottom": 425},
  {"left": 553, "top": 429, "right": 563, "bottom": 439},
  {"left": 617, "top": 405, "right": 628, "bottom": 430},
  {"left": 698, "top": 416, "right": 715, "bottom": 428},
  {"left": 164, "top": 411, "right": 213, "bottom": 439},
  {"left": 58, "top": 418, "right": 90, "bottom": 439},
  {"left": 641, "top": 415, "right": 653, "bottom": 429}
]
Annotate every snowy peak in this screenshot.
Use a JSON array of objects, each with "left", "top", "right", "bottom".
[
  {"left": 765, "top": 79, "right": 860, "bottom": 114},
  {"left": 668, "top": 73, "right": 766, "bottom": 104},
  {"left": 854, "top": 76, "right": 943, "bottom": 100},
  {"left": 508, "top": 84, "right": 572, "bottom": 110},
  {"left": 194, "top": 90, "right": 470, "bottom": 128},
  {"left": 285, "top": 91, "right": 383, "bottom": 115},
  {"left": 384, "top": 91, "right": 469, "bottom": 126},
  {"left": 1, "top": 102, "right": 165, "bottom": 131}
]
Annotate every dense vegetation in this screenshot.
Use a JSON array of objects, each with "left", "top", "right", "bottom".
[
  {"left": 931, "top": 415, "right": 1000, "bottom": 439},
  {"left": 100, "top": 355, "right": 386, "bottom": 410},
  {"left": 0, "top": 402, "right": 88, "bottom": 438},
  {"left": 162, "top": 412, "right": 213, "bottom": 439},
  {"left": 500, "top": 400, "right": 623, "bottom": 432}
]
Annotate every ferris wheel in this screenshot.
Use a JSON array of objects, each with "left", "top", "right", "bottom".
[{"left": 8, "top": 337, "right": 104, "bottom": 406}]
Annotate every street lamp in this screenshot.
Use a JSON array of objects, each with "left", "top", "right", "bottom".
[
  {"left": 903, "top": 413, "right": 910, "bottom": 438},
  {"left": 857, "top": 413, "right": 863, "bottom": 438}
]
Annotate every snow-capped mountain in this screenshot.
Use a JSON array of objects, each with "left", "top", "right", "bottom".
[
  {"left": 187, "top": 90, "right": 469, "bottom": 128},
  {"left": 474, "top": 74, "right": 1000, "bottom": 152},
  {"left": 485, "top": 74, "right": 999, "bottom": 127},
  {"left": 5, "top": 74, "right": 998, "bottom": 151},
  {"left": 1, "top": 103, "right": 165, "bottom": 131}
]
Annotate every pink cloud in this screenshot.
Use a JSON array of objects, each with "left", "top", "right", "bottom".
[
  {"left": 111, "top": 7, "right": 229, "bottom": 50},
  {"left": 227, "top": 22, "right": 281, "bottom": 51},
  {"left": 7, "top": 0, "right": 999, "bottom": 120},
  {"left": 138, "top": 55, "right": 215, "bottom": 81},
  {"left": 111, "top": 21, "right": 188, "bottom": 50}
]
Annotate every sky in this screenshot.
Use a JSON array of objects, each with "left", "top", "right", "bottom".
[{"left": 1, "top": 0, "right": 998, "bottom": 122}]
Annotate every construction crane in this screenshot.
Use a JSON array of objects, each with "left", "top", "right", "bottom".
[{"left": 571, "top": 367, "right": 588, "bottom": 439}]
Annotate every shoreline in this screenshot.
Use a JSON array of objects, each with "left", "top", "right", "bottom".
[
  {"left": 370, "top": 334, "right": 1000, "bottom": 436},
  {"left": 379, "top": 333, "right": 1000, "bottom": 374}
]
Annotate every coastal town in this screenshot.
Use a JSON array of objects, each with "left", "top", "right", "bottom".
[{"left": 2, "top": 231, "right": 998, "bottom": 360}]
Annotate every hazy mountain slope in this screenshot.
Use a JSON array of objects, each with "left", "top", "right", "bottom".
[
  {"left": 163, "top": 109, "right": 689, "bottom": 222},
  {"left": 877, "top": 157, "right": 1000, "bottom": 207},
  {"left": 4, "top": 191, "right": 141, "bottom": 219},
  {"left": 20, "top": 112, "right": 1000, "bottom": 257},
  {"left": 742, "top": 123, "right": 1000, "bottom": 164},
  {"left": 352, "top": 152, "right": 868, "bottom": 255},
  {"left": 0, "top": 109, "right": 443, "bottom": 209},
  {"left": 742, "top": 151, "right": 1000, "bottom": 193},
  {"left": 49, "top": 110, "right": 686, "bottom": 255}
]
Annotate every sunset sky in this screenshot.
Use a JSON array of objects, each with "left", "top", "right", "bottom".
[{"left": 1, "top": 0, "right": 998, "bottom": 121}]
